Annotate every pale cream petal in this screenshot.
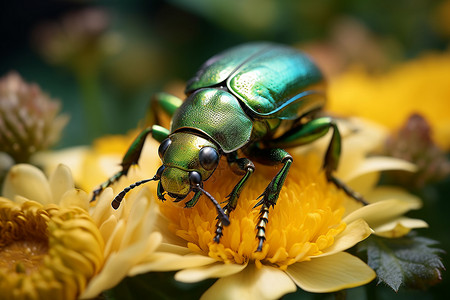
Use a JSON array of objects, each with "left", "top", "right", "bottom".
[
  {"left": 343, "top": 198, "right": 421, "bottom": 229},
  {"left": 201, "top": 265, "right": 296, "bottom": 300},
  {"left": 104, "top": 219, "right": 127, "bottom": 257},
  {"left": 90, "top": 188, "right": 119, "bottom": 227},
  {"left": 342, "top": 157, "right": 416, "bottom": 182},
  {"left": 286, "top": 252, "right": 375, "bottom": 293},
  {"left": 365, "top": 186, "right": 422, "bottom": 204},
  {"left": 49, "top": 164, "right": 75, "bottom": 204},
  {"left": 157, "top": 242, "right": 197, "bottom": 255},
  {"left": 31, "top": 146, "right": 90, "bottom": 181},
  {"left": 317, "top": 219, "right": 372, "bottom": 257},
  {"left": 59, "top": 189, "right": 89, "bottom": 211},
  {"left": 175, "top": 262, "right": 247, "bottom": 283},
  {"left": 119, "top": 195, "right": 155, "bottom": 248},
  {"left": 97, "top": 215, "right": 118, "bottom": 243},
  {"left": 81, "top": 232, "right": 162, "bottom": 299},
  {"left": 2, "top": 164, "right": 52, "bottom": 204},
  {"left": 129, "top": 252, "right": 217, "bottom": 275},
  {"left": 373, "top": 217, "right": 428, "bottom": 238}
]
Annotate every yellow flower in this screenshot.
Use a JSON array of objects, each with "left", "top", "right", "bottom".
[
  {"left": 327, "top": 53, "right": 450, "bottom": 150},
  {"left": 32, "top": 118, "right": 427, "bottom": 298},
  {"left": 33, "top": 130, "right": 161, "bottom": 194},
  {"left": 80, "top": 175, "right": 162, "bottom": 298},
  {"left": 119, "top": 118, "right": 426, "bottom": 299},
  {"left": 0, "top": 164, "right": 103, "bottom": 300},
  {"left": 0, "top": 163, "right": 162, "bottom": 299}
]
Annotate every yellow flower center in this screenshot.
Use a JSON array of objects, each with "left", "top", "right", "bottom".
[
  {"left": 159, "top": 153, "right": 348, "bottom": 270},
  {"left": 0, "top": 199, "right": 104, "bottom": 300}
]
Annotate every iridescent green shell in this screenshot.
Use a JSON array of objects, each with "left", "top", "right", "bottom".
[
  {"left": 174, "top": 43, "right": 326, "bottom": 153},
  {"left": 186, "top": 42, "right": 326, "bottom": 120}
]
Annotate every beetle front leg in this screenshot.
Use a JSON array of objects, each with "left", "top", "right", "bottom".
[
  {"left": 214, "top": 153, "right": 255, "bottom": 243},
  {"left": 91, "top": 125, "right": 170, "bottom": 202},
  {"left": 244, "top": 146, "right": 293, "bottom": 252}
]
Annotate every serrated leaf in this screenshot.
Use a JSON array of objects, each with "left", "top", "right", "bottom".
[{"left": 358, "top": 232, "right": 445, "bottom": 291}]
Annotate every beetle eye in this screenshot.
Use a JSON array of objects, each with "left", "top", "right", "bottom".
[
  {"left": 158, "top": 138, "right": 171, "bottom": 158},
  {"left": 199, "top": 147, "right": 219, "bottom": 170}
]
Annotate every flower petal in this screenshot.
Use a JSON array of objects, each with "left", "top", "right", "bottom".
[
  {"left": 129, "top": 252, "right": 217, "bottom": 274},
  {"left": 286, "top": 252, "right": 375, "bottom": 293},
  {"left": 317, "top": 219, "right": 372, "bottom": 257},
  {"left": 343, "top": 196, "right": 421, "bottom": 229},
  {"left": 81, "top": 232, "right": 162, "bottom": 299},
  {"left": 60, "top": 189, "right": 89, "bottom": 211},
  {"left": 342, "top": 157, "right": 417, "bottom": 182},
  {"left": 372, "top": 217, "right": 428, "bottom": 237},
  {"left": 49, "top": 164, "right": 75, "bottom": 203},
  {"left": 175, "top": 262, "right": 247, "bottom": 283},
  {"left": 201, "top": 265, "right": 296, "bottom": 300},
  {"left": 2, "top": 164, "right": 52, "bottom": 204}
]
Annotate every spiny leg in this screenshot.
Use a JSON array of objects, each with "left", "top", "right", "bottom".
[
  {"left": 214, "top": 152, "right": 254, "bottom": 243},
  {"left": 91, "top": 92, "right": 182, "bottom": 202},
  {"left": 244, "top": 145, "right": 293, "bottom": 252},
  {"left": 267, "top": 116, "right": 367, "bottom": 205},
  {"left": 91, "top": 124, "right": 169, "bottom": 202}
]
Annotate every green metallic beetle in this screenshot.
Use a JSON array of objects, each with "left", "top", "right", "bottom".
[{"left": 92, "top": 42, "right": 366, "bottom": 251}]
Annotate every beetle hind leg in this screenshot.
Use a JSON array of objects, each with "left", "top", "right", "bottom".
[{"left": 268, "top": 117, "right": 368, "bottom": 206}]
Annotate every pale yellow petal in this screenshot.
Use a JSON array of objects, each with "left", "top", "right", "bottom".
[
  {"left": 201, "top": 265, "right": 296, "bottom": 300},
  {"left": 373, "top": 217, "right": 428, "bottom": 237},
  {"left": 2, "top": 164, "right": 52, "bottom": 204},
  {"left": 81, "top": 232, "right": 162, "bottom": 299},
  {"left": 129, "top": 252, "right": 217, "bottom": 274},
  {"left": 365, "top": 186, "right": 422, "bottom": 205},
  {"left": 59, "top": 189, "right": 89, "bottom": 211},
  {"left": 90, "top": 188, "right": 119, "bottom": 227},
  {"left": 342, "top": 157, "right": 416, "bottom": 182},
  {"left": 49, "top": 164, "right": 75, "bottom": 204},
  {"left": 286, "top": 252, "right": 375, "bottom": 293},
  {"left": 175, "top": 262, "right": 247, "bottom": 283},
  {"left": 343, "top": 197, "right": 421, "bottom": 229},
  {"left": 157, "top": 242, "right": 197, "bottom": 255},
  {"left": 343, "top": 158, "right": 416, "bottom": 198},
  {"left": 317, "top": 219, "right": 372, "bottom": 257},
  {"left": 32, "top": 146, "right": 90, "bottom": 181}
]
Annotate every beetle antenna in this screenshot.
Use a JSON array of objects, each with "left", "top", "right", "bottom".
[
  {"left": 111, "top": 176, "right": 158, "bottom": 209},
  {"left": 195, "top": 186, "right": 230, "bottom": 226}
]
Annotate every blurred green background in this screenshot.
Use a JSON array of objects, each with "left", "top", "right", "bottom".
[
  {"left": 1, "top": 0, "right": 449, "bottom": 146},
  {"left": 1, "top": 0, "right": 449, "bottom": 299}
]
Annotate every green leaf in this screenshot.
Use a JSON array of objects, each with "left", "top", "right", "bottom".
[{"left": 358, "top": 232, "right": 445, "bottom": 291}]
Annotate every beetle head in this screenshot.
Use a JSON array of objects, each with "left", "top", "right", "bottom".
[{"left": 158, "top": 131, "right": 221, "bottom": 199}]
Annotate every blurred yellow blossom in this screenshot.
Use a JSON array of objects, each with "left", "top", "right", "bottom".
[{"left": 327, "top": 52, "right": 450, "bottom": 150}]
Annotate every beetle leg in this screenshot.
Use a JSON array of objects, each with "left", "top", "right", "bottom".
[
  {"left": 157, "top": 181, "right": 166, "bottom": 202},
  {"left": 91, "top": 125, "right": 170, "bottom": 202},
  {"left": 266, "top": 117, "right": 367, "bottom": 205},
  {"left": 214, "top": 153, "right": 255, "bottom": 243},
  {"left": 184, "top": 189, "right": 202, "bottom": 208},
  {"left": 146, "top": 92, "right": 183, "bottom": 127},
  {"left": 244, "top": 145, "right": 293, "bottom": 252}
]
